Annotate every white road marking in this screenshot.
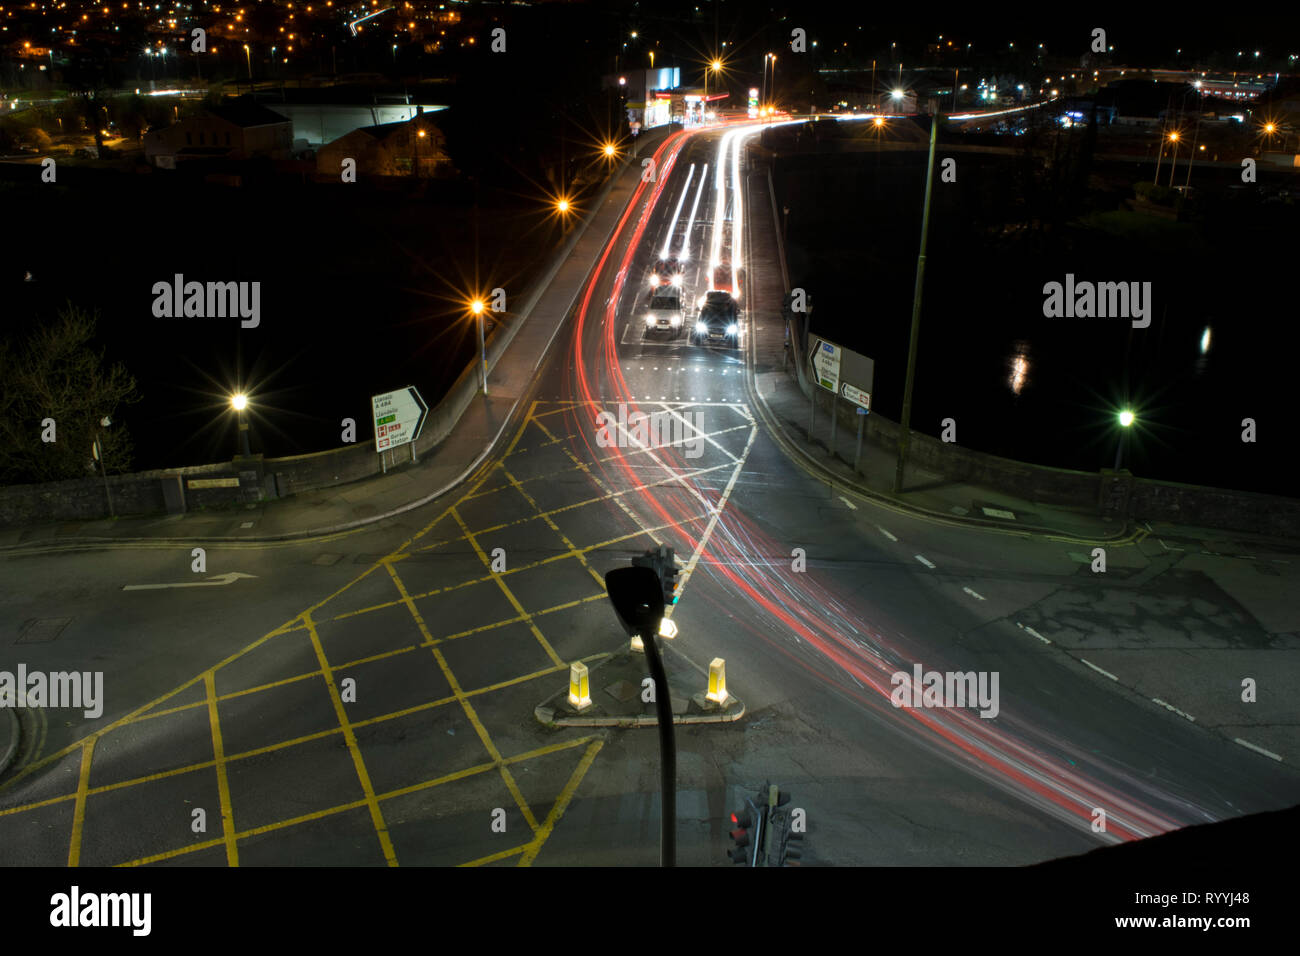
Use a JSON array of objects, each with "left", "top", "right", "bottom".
[
  {"left": 914, "top": 555, "right": 936, "bottom": 569},
  {"left": 1079, "top": 658, "right": 1119, "bottom": 681},
  {"left": 1233, "top": 738, "right": 1282, "bottom": 761},
  {"left": 837, "top": 496, "right": 857, "bottom": 510},
  {"left": 124, "top": 571, "right": 257, "bottom": 591},
  {"left": 1151, "top": 698, "right": 1196, "bottom": 722},
  {"left": 876, "top": 526, "right": 897, "bottom": 542},
  {"left": 1018, "top": 623, "right": 1052, "bottom": 644},
  {"left": 962, "top": 587, "right": 986, "bottom": 601}
]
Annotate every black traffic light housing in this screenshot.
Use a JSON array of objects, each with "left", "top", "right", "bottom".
[{"left": 632, "top": 545, "right": 679, "bottom": 608}]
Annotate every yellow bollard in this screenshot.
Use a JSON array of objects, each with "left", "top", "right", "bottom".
[
  {"left": 706, "top": 657, "right": 729, "bottom": 704},
  {"left": 568, "top": 661, "right": 592, "bottom": 710}
]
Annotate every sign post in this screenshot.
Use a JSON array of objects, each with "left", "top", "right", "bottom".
[
  {"left": 371, "top": 386, "right": 429, "bottom": 472},
  {"left": 808, "top": 338, "right": 874, "bottom": 458}
]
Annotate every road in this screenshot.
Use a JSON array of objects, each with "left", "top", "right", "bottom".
[{"left": 1, "top": 120, "right": 1296, "bottom": 866}]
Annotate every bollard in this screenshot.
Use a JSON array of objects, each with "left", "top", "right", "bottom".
[
  {"left": 568, "top": 661, "right": 592, "bottom": 710},
  {"left": 706, "top": 657, "right": 729, "bottom": 704}
]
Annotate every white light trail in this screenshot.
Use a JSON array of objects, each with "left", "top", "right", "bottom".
[
  {"left": 678, "top": 163, "right": 709, "bottom": 261},
  {"left": 660, "top": 163, "right": 696, "bottom": 259}
]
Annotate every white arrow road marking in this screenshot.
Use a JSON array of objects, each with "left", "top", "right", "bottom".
[
  {"left": 837, "top": 496, "right": 857, "bottom": 510},
  {"left": 123, "top": 572, "right": 258, "bottom": 591}
]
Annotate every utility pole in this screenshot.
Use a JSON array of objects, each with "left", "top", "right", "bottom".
[{"left": 894, "top": 104, "right": 939, "bottom": 494}]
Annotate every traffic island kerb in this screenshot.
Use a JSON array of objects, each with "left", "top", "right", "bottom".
[{"left": 534, "top": 650, "right": 745, "bottom": 729}]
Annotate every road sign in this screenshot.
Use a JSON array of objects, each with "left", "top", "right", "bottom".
[
  {"left": 810, "top": 339, "right": 841, "bottom": 392},
  {"left": 809, "top": 336, "right": 875, "bottom": 398},
  {"left": 372, "top": 386, "right": 428, "bottom": 452},
  {"left": 840, "top": 382, "right": 871, "bottom": 409}
]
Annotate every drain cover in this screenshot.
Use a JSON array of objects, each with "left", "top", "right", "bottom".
[{"left": 16, "top": 618, "right": 71, "bottom": 644}]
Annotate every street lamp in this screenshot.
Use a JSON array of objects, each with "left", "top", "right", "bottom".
[
  {"left": 470, "top": 298, "right": 488, "bottom": 395},
  {"left": 243, "top": 44, "right": 252, "bottom": 82},
  {"left": 1114, "top": 409, "right": 1135, "bottom": 471},
  {"left": 894, "top": 99, "right": 940, "bottom": 493},
  {"left": 231, "top": 393, "right": 252, "bottom": 457},
  {"left": 93, "top": 415, "right": 114, "bottom": 517},
  {"left": 704, "top": 57, "right": 721, "bottom": 122}
]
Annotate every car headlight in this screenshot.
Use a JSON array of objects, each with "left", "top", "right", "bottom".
[
  {"left": 645, "top": 315, "right": 656, "bottom": 327},
  {"left": 671, "top": 315, "right": 681, "bottom": 326},
  {"left": 695, "top": 322, "right": 709, "bottom": 334},
  {"left": 726, "top": 324, "right": 738, "bottom": 335},
  {"left": 670, "top": 273, "right": 682, "bottom": 286}
]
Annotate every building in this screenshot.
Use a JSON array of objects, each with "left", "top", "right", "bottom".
[
  {"left": 604, "top": 67, "right": 684, "bottom": 129},
  {"left": 144, "top": 100, "right": 293, "bottom": 168},
  {"left": 250, "top": 94, "right": 449, "bottom": 148},
  {"left": 315, "top": 113, "right": 451, "bottom": 179}
]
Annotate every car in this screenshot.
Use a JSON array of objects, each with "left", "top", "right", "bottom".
[
  {"left": 710, "top": 262, "right": 743, "bottom": 300},
  {"left": 691, "top": 290, "right": 740, "bottom": 346},
  {"left": 650, "top": 257, "right": 684, "bottom": 288},
  {"left": 643, "top": 286, "right": 685, "bottom": 336}
]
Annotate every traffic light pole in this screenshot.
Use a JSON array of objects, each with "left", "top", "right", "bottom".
[{"left": 640, "top": 617, "right": 676, "bottom": 867}]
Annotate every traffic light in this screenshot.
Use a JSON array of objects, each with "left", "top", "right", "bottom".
[
  {"left": 658, "top": 545, "right": 679, "bottom": 606},
  {"left": 632, "top": 546, "right": 679, "bottom": 607},
  {"left": 727, "top": 806, "right": 754, "bottom": 864},
  {"left": 765, "top": 788, "right": 804, "bottom": 867}
]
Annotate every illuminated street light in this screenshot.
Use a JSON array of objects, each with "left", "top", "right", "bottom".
[
  {"left": 1114, "top": 409, "right": 1136, "bottom": 470},
  {"left": 231, "top": 393, "right": 252, "bottom": 457},
  {"left": 468, "top": 298, "right": 488, "bottom": 395}
]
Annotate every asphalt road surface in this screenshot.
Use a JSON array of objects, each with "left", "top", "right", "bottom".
[{"left": 1, "top": 122, "right": 1296, "bottom": 867}]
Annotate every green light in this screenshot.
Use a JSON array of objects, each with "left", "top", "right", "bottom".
[{"left": 1118, "top": 410, "right": 1135, "bottom": 427}]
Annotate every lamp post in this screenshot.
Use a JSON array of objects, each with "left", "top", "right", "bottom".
[
  {"left": 471, "top": 299, "right": 488, "bottom": 396},
  {"left": 893, "top": 103, "right": 940, "bottom": 494},
  {"left": 231, "top": 393, "right": 252, "bottom": 457},
  {"left": 1114, "top": 410, "right": 1135, "bottom": 470},
  {"left": 93, "top": 416, "right": 114, "bottom": 517}
]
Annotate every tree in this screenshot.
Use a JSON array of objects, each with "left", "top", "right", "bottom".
[{"left": 0, "top": 304, "right": 141, "bottom": 485}]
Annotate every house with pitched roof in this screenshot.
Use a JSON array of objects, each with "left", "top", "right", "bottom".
[
  {"left": 315, "top": 114, "right": 451, "bottom": 180},
  {"left": 143, "top": 99, "right": 293, "bottom": 169}
]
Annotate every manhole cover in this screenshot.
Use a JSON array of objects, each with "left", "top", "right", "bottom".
[
  {"left": 604, "top": 680, "right": 637, "bottom": 703},
  {"left": 16, "top": 618, "right": 71, "bottom": 644}
]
